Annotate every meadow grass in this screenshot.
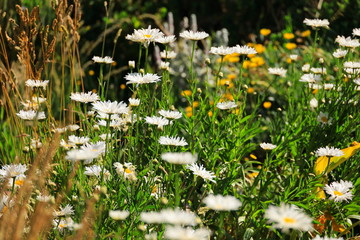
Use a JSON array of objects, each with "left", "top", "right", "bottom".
[{"left": 0, "top": 2, "right": 359, "bottom": 240}]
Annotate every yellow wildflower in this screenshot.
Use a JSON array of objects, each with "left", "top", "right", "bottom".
[
  {"left": 285, "top": 43, "right": 297, "bottom": 50},
  {"left": 247, "top": 87, "right": 255, "bottom": 94},
  {"left": 263, "top": 101, "right": 272, "bottom": 109},
  {"left": 260, "top": 28, "right": 271, "bottom": 36},
  {"left": 283, "top": 33, "right": 295, "bottom": 40},
  {"left": 181, "top": 90, "right": 192, "bottom": 97},
  {"left": 120, "top": 84, "right": 126, "bottom": 90},
  {"left": 301, "top": 30, "right": 311, "bottom": 37},
  {"left": 88, "top": 70, "right": 95, "bottom": 76}
]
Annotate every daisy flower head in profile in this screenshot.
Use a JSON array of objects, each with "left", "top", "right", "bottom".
[
  {"left": 203, "top": 194, "right": 241, "bottom": 211},
  {"left": 70, "top": 92, "right": 99, "bottom": 103},
  {"left": 92, "top": 56, "right": 114, "bottom": 64},
  {"left": 16, "top": 110, "right": 46, "bottom": 120},
  {"left": 0, "top": 164, "right": 27, "bottom": 178},
  {"left": 125, "top": 26, "right": 164, "bottom": 48},
  {"left": 128, "top": 98, "right": 140, "bottom": 107},
  {"left": 160, "top": 50, "right": 177, "bottom": 59},
  {"left": 155, "top": 35, "right": 176, "bottom": 45},
  {"left": 140, "top": 208, "right": 198, "bottom": 226},
  {"left": 25, "top": 79, "right": 50, "bottom": 89},
  {"left": 335, "top": 36, "right": 360, "bottom": 48},
  {"left": 353, "top": 28, "right": 360, "bottom": 37},
  {"left": 315, "top": 146, "right": 344, "bottom": 157},
  {"left": 159, "top": 136, "right": 188, "bottom": 146},
  {"left": 92, "top": 100, "right": 129, "bottom": 115},
  {"left": 265, "top": 203, "right": 313, "bottom": 233},
  {"left": 324, "top": 180, "right": 353, "bottom": 202},
  {"left": 161, "top": 152, "right": 197, "bottom": 165},
  {"left": 158, "top": 109, "right": 182, "bottom": 120},
  {"left": 216, "top": 101, "right": 238, "bottom": 110},
  {"left": 164, "top": 226, "right": 211, "bottom": 240},
  {"left": 145, "top": 116, "right": 170, "bottom": 128},
  {"left": 332, "top": 49, "right": 348, "bottom": 58},
  {"left": 232, "top": 45, "right": 257, "bottom": 55},
  {"left": 268, "top": 67, "right": 287, "bottom": 77},
  {"left": 109, "top": 210, "right": 130, "bottom": 220},
  {"left": 303, "top": 18, "right": 330, "bottom": 28},
  {"left": 313, "top": 236, "right": 343, "bottom": 240},
  {"left": 179, "top": 30, "right": 209, "bottom": 41},
  {"left": 124, "top": 73, "right": 161, "bottom": 86},
  {"left": 53, "top": 204, "right": 75, "bottom": 217},
  {"left": 209, "top": 46, "right": 235, "bottom": 56},
  {"left": 186, "top": 163, "right": 216, "bottom": 183},
  {"left": 260, "top": 142, "right": 277, "bottom": 150}
]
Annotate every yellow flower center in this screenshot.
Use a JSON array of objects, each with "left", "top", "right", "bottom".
[
  {"left": 59, "top": 223, "right": 67, "bottom": 228},
  {"left": 144, "top": 34, "right": 152, "bottom": 38},
  {"left": 334, "top": 190, "right": 343, "bottom": 196},
  {"left": 321, "top": 117, "right": 328, "bottom": 123},
  {"left": 125, "top": 169, "right": 132, "bottom": 174},
  {"left": 15, "top": 180, "right": 24, "bottom": 186},
  {"left": 283, "top": 217, "right": 296, "bottom": 224}
]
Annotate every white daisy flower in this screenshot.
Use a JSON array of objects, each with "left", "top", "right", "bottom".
[
  {"left": 313, "top": 236, "right": 344, "bottom": 240},
  {"left": 125, "top": 26, "right": 164, "bottom": 47},
  {"left": 299, "top": 73, "right": 322, "bottom": 83},
  {"left": 179, "top": 30, "right": 209, "bottom": 40},
  {"left": 68, "top": 135, "right": 90, "bottom": 145},
  {"left": 161, "top": 152, "right": 197, "bottom": 165},
  {"left": 332, "top": 49, "right": 348, "bottom": 58},
  {"left": 268, "top": 67, "right": 287, "bottom": 77},
  {"left": 353, "top": 28, "right": 360, "bottom": 37},
  {"left": 158, "top": 110, "right": 182, "bottom": 119},
  {"left": 344, "top": 61, "right": 360, "bottom": 68},
  {"left": 317, "top": 112, "right": 332, "bottom": 125},
  {"left": 324, "top": 180, "right": 353, "bottom": 202},
  {"left": 16, "top": 110, "right": 46, "bottom": 120},
  {"left": 232, "top": 45, "right": 257, "bottom": 55},
  {"left": 159, "top": 136, "right": 188, "bottom": 146},
  {"left": 67, "top": 124, "right": 80, "bottom": 131},
  {"left": 92, "top": 100, "right": 129, "bottom": 115},
  {"left": 155, "top": 35, "right": 176, "bottom": 44},
  {"left": 92, "top": 56, "right": 114, "bottom": 64},
  {"left": 353, "top": 78, "right": 360, "bottom": 85},
  {"left": 310, "top": 67, "right": 326, "bottom": 74},
  {"left": 140, "top": 208, "right": 198, "bottom": 226},
  {"left": 209, "top": 46, "right": 235, "bottom": 55},
  {"left": 109, "top": 210, "right": 130, "bottom": 220},
  {"left": 54, "top": 204, "right": 74, "bottom": 217},
  {"left": 303, "top": 18, "right": 329, "bottom": 28},
  {"left": 129, "top": 98, "right": 140, "bottom": 107},
  {"left": 128, "top": 60, "right": 135, "bottom": 69},
  {"left": 84, "top": 165, "right": 110, "bottom": 179},
  {"left": 125, "top": 73, "right": 161, "bottom": 85},
  {"left": 315, "top": 146, "right": 344, "bottom": 157},
  {"left": 289, "top": 54, "right": 298, "bottom": 60},
  {"left": 265, "top": 203, "right": 313, "bottom": 233},
  {"left": 0, "top": 164, "right": 27, "bottom": 178},
  {"left": 52, "top": 217, "right": 79, "bottom": 232},
  {"left": 160, "top": 61, "right": 170, "bottom": 71},
  {"left": 187, "top": 163, "right": 216, "bottom": 183},
  {"left": 66, "top": 141, "right": 106, "bottom": 162},
  {"left": 302, "top": 63, "right": 311, "bottom": 72},
  {"left": 145, "top": 116, "right": 170, "bottom": 127},
  {"left": 164, "top": 226, "right": 211, "bottom": 240},
  {"left": 335, "top": 36, "right": 360, "bottom": 48},
  {"left": 160, "top": 50, "right": 177, "bottom": 59},
  {"left": 216, "top": 101, "right": 238, "bottom": 110},
  {"left": 203, "top": 194, "right": 241, "bottom": 211},
  {"left": 310, "top": 98, "right": 318, "bottom": 109},
  {"left": 70, "top": 92, "right": 99, "bottom": 103},
  {"left": 113, "top": 162, "right": 137, "bottom": 181},
  {"left": 36, "top": 193, "right": 53, "bottom": 202},
  {"left": 25, "top": 79, "right": 50, "bottom": 89},
  {"left": 323, "top": 83, "right": 335, "bottom": 90},
  {"left": 260, "top": 142, "right": 277, "bottom": 150}
]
